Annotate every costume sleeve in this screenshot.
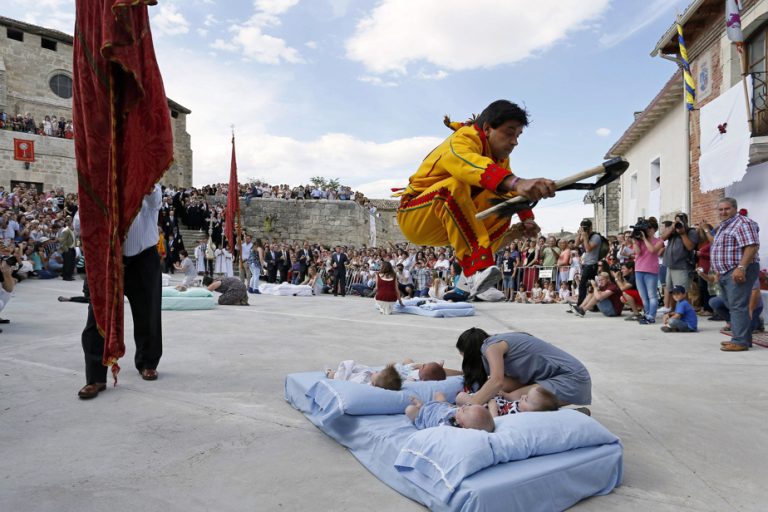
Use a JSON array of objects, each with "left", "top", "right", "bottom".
[{"left": 442, "top": 129, "right": 513, "bottom": 193}]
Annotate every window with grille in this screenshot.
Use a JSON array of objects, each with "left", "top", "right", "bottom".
[{"left": 49, "top": 74, "right": 72, "bottom": 99}]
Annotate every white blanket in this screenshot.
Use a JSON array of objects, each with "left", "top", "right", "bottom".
[
  {"left": 258, "top": 282, "right": 313, "bottom": 296},
  {"left": 698, "top": 76, "right": 753, "bottom": 192}
]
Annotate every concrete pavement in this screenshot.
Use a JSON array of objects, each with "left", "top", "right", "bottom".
[{"left": 1, "top": 276, "right": 767, "bottom": 512}]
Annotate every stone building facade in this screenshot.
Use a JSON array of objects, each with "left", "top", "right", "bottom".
[
  {"left": 0, "top": 16, "right": 192, "bottom": 192},
  {"left": 652, "top": 0, "right": 768, "bottom": 227}
]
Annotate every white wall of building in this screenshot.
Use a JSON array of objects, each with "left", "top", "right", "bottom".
[{"left": 619, "top": 103, "right": 688, "bottom": 228}]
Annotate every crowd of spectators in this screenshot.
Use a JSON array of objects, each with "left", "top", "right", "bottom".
[
  {"left": 197, "top": 180, "right": 369, "bottom": 205},
  {"left": 2, "top": 178, "right": 764, "bottom": 349},
  {"left": 0, "top": 112, "right": 74, "bottom": 138}
]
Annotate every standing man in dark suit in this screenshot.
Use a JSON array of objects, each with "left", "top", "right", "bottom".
[
  {"left": 298, "top": 242, "right": 311, "bottom": 282},
  {"left": 332, "top": 245, "right": 349, "bottom": 296},
  {"left": 278, "top": 243, "right": 291, "bottom": 283},
  {"left": 265, "top": 243, "right": 279, "bottom": 283}
]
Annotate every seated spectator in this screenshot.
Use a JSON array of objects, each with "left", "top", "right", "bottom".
[
  {"left": 396, "top": 263, "right": 414, "bottom": 299},
  {"left": 661, "top": 285, "right": 698, "bottom": 333},
  {"left": 542, "top": 281, "right": 557, "bottom": 303},
  {"left": 613, "top": 261, "right": 644, "bottom": 321},
  {"left": 573, "top": 272, "right": 622, "bottom": 317},
  {"left": 428, "top": 270, "right": 447, "bottom": 299},
  {"left": 443, "top": 262, "right": 469, "bottom": 302},
  {"left": 514, "top": 284, "right": 529, "bottom": 303},
  {"left": 558, "top": 281, "right": 573, "bottom": 303},
  {"left": 530, "top": 281, "right": 544, "bottom": 304}
]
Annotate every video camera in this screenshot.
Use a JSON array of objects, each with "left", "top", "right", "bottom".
[{"left": 630, "top": 217, "right": 649, "bottom": 239}]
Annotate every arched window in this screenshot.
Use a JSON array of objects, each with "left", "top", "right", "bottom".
[{"left": 49, "top": 74, "right": 72, "bottom": 99}]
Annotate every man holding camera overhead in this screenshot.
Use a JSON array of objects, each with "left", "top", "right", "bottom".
[
  {"left": 575, "top": 219, "right": 602, "bottom": 308},
  {"left": 660, "top": 213, "right": 698, "bottom": 312}
]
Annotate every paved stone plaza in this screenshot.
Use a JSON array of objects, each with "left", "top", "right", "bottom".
[{"left": 1, "top": 276, "right": 767, "bottom": 512}]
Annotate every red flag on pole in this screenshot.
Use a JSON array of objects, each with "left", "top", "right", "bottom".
[
  {"left": 226, "top": 135, "right": 239, "bottom": 248},
  {"left": 73, "top": 0, "right": 173, "bottom": 382}
]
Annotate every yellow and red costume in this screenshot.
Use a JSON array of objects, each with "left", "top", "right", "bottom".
[{"left": 395, "top": 121, "right": 534, "bottom": 277}]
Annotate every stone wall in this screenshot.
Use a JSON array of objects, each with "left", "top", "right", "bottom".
[
  {"left": 0, "top": 16, "right": 193, "bottom": 190},
  {"left": 0, "top": 28, "right": 72, "bottom": 119},
  {"left": 214, "top": 197, "right": 407, "bottom": 247},
  {"left": 0, "top": 130, "right": 76, "bottom": 191}
]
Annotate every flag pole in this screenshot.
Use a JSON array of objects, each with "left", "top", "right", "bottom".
[
  {"left": 727, "top": 0, "right": 753, "bottom": 132},
  {"left": 232, "top": 126, "right": 245, "bottom": 282},
  {"left": 737, "top": 42, "right": 754, "bottom": 133}
]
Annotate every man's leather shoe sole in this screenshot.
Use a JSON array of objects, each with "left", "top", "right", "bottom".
[
  {"left": 140, "top": 369, "right": 158, "bottom": 381},
  {"left": 78, "top": 383, "right": 106, "bottom": 399}
]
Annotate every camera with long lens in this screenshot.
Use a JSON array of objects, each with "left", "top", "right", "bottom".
[
  {"left": 674, "top": 221, "right": 684, "bottom": 230},
  {"left": 630, "top": 217, "right": 649, "bottom": 239}
]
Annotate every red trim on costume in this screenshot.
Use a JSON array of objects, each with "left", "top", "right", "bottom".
[
  {"left": 479, "top": 164, "right": 511, "bottom": 192},
  {"left": 459, "top": 246, "right": 494, "bottom": 276},
  {"left": 518, "top": 208, "right": 535, "bottom": 221},
  {"left": 473, "top": 124, "right": 488, "bottom": 156},
  {"left": 399, "top": 187, "right": 480, "bottom": 251}
]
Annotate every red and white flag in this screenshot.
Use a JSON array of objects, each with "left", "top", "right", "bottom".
[{"left": 726, "top": 0, "right": 744, "bottom": 43}]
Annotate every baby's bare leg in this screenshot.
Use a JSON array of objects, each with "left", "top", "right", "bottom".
[{"left": 405, "top": 404, "right": 421, "bottom": 421}]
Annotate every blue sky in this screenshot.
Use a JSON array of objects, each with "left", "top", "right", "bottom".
[{"left": 6, "top": 0, "right": 692, "bottom": 232}]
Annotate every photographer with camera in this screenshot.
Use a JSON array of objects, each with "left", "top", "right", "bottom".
[
  {"left": 575, "top": 219, "right": 602, "bottom": 309},
  {"left": 630, "top": 217, "right": 665, "bottom": 324},
  {"left": 660, "top": 213, "right": 698, "bottom": 314}
]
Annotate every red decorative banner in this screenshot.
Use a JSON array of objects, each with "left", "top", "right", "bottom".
[{"left": 13, "top": 139, "right": 35, "bottom": 162}]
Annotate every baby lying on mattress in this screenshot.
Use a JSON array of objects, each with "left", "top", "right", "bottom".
[
  {"left": 326, "top": 359, "right": 446, "bottom": 391},
  {"left": 489, "top": 384, "right": 559, "bottom": 416},
  {"left": 406, "top": 392, "right": 495, "bottom": 432}
]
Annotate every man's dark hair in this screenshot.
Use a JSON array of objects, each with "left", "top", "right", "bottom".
[
  {"left": 621, "top": 260, "right": 635, "bottom": 270},
  {"left": 202, "top": 276, "right": 213, "bottom": 286},
  {"left": 475, "top": 100, "right": 529, "bottom": 129}
]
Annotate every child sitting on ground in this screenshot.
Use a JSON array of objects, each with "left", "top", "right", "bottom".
[
  {"left": 661, "top": 285, "right": 698, "bottom": 333},
  {"left": 514, "top": 285, "right": 528, "bottom": 304},
  {"left": 406, "top": 392, "right": 495, "bottom": 432},
  {"left": 542, "top": 281, "right": 557, "bottom": 304},
  {"left": 488, "top": 384, "right": 559, "bottom": 416},
  {"left": 530, "top": 282, "right": 544, "bottom": 303},
  {"left": 558, "top": 281, "right": 572, "bottom": 303},
  {"left": 326, "top": 361, "right": 403, "bottom": 390}
]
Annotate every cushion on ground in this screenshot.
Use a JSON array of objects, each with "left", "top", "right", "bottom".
[
  {"left": 161, "top": 286, "right": 216, "bottom": 310},
  {"left": 306, "top": 375, "right": 465, "bottom": 424}
]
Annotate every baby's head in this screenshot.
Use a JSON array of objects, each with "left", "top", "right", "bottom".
[
  {"left": 455, "top": 404, "right": 495, "bottom": 432},
  {"left": 371, "top": 364, "right": 402, "bottom": 391},
  {"left": 418, "top": 362, "right": 446, "bottom": 381},
  {"left": 517, "top": 385, "right": 559, "bottom": 412}
]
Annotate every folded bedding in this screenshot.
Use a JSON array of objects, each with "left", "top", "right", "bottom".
[{"left": 391, "top": 298, "right": 475, "bottom": 317}]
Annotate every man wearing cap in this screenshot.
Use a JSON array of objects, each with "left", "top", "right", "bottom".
[
  {"left": 660, "top": 286, "right": 698, "bottom": 333},
  {"left": 711, "top": 197, "right": 760, "bottom": 351}
]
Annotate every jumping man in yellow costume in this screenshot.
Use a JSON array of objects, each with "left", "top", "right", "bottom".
[{"left": 395, "top": 100, "right": 556, "bottom": 298}]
